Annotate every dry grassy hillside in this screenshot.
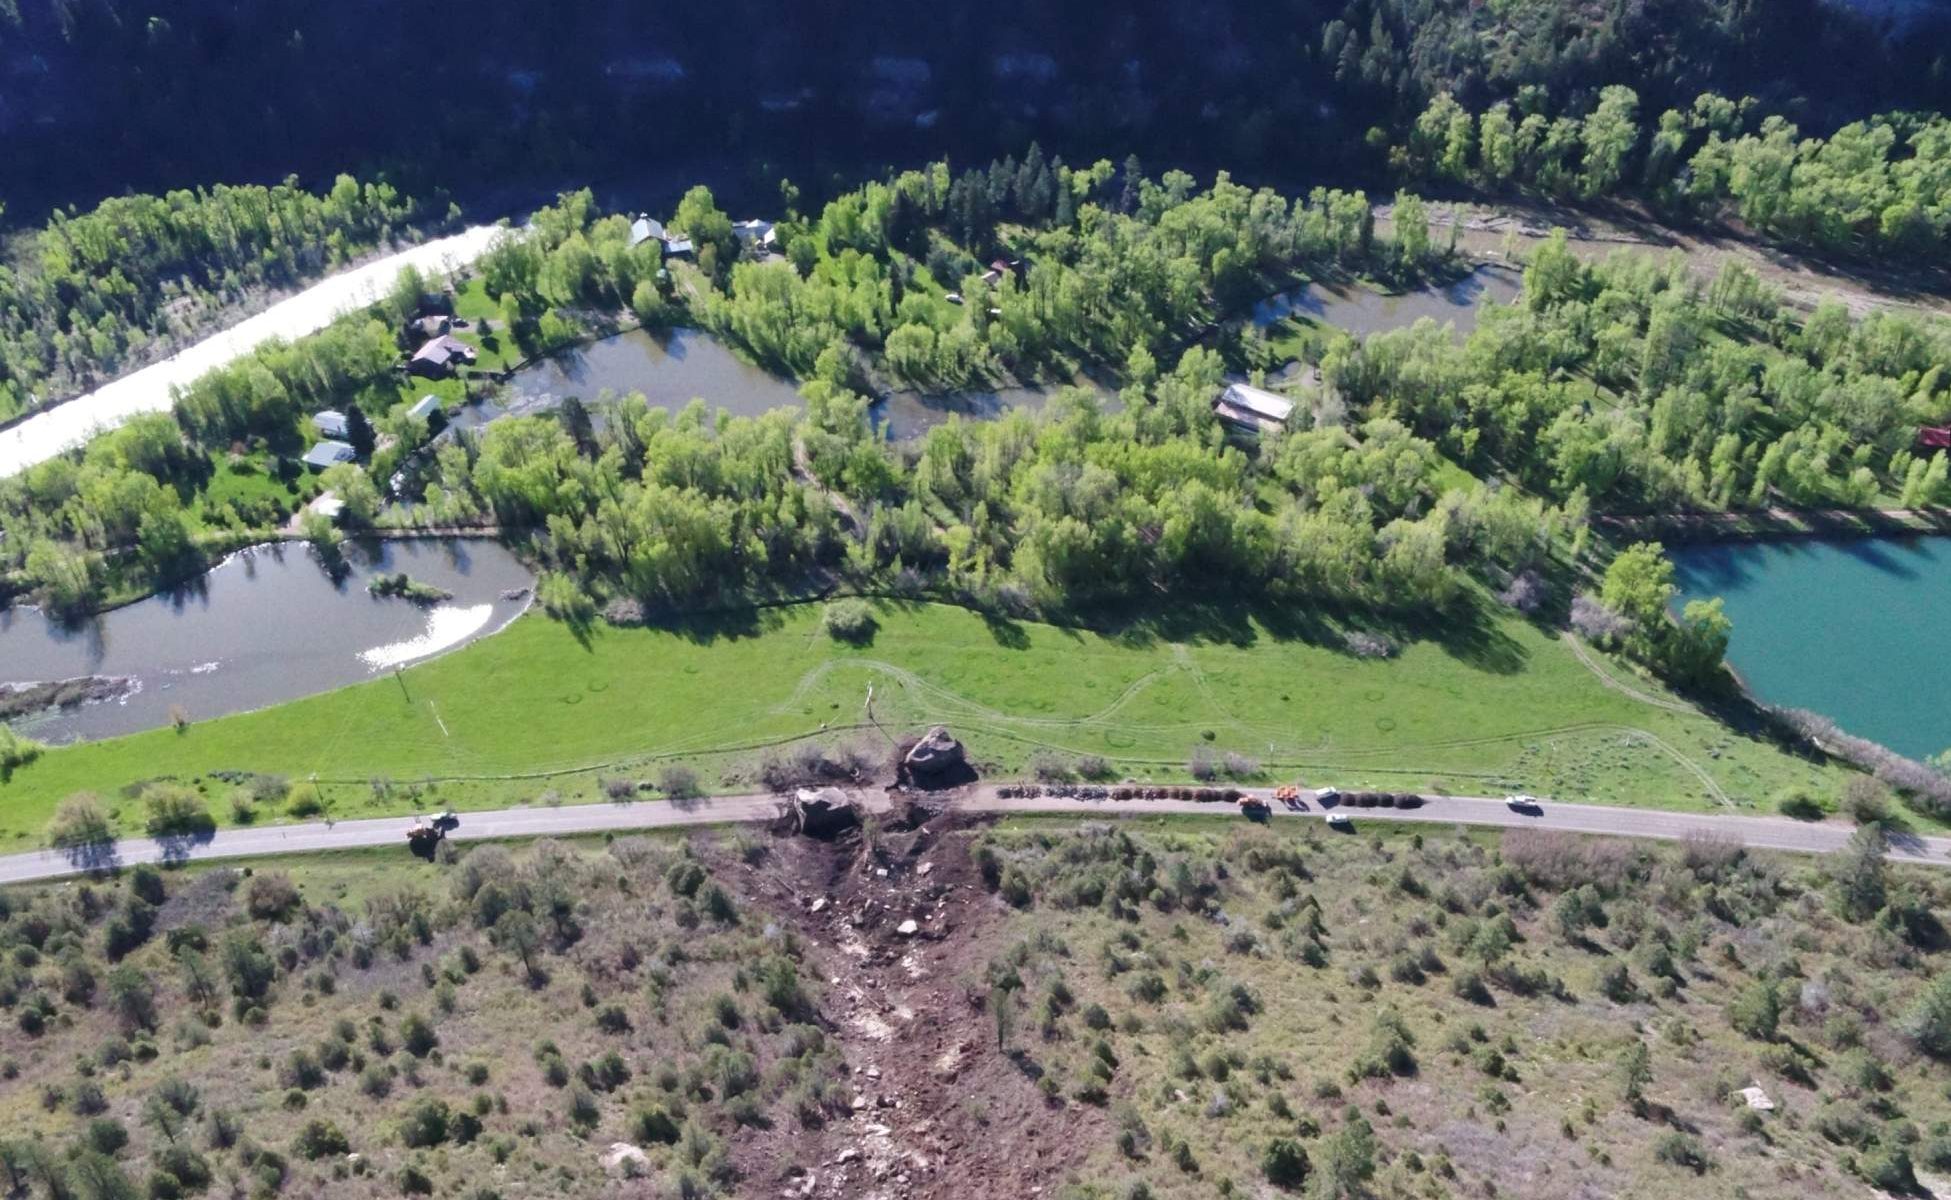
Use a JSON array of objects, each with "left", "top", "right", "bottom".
[{"left": 3, "top": 808, "right": 1950, "bottom": 1199}]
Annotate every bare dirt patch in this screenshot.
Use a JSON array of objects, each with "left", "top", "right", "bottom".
[{"left": 709, "top": 792, "right": 1107, "bottom": 1199}]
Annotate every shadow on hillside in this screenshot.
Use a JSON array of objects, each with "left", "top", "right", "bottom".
[
  {"left": 1064, "top": 593, "right": 1529, "bottom": 676},
  {"left": 619, "top": 587, "right": 1534, "bottom": 677}
]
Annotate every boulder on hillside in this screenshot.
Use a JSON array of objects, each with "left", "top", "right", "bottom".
[
  {"left": 792, "top": 787, "right": 860, "bottom": 838},
  {"left": 903, "top": 726, "right": 965, "bottom": 778}
]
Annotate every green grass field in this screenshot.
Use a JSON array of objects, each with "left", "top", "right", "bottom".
[{"left": 0, "top": 599, "right": 1853, "bottom": 846}]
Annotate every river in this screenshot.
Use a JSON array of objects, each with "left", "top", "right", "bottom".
[
  {"left": 1251, "top": 264, "right": 1522, "bottom": 336},
  {"left": 464, "top": 326, "right": 1114, "bottom": 442},
  {"left": 450, "top": 326, "right": 804, "bottom": 432},
  {"left": 0, "top": 225, "right": 507, "bottom": 477},
  {"left": 1, "top": 538, "right": 534, "bottom": 742},
  {"left": 1670, "top": 536, "right": 1951, "bottom": 760},
  {"left": 438, "top": 270, "right": 1520, "bottom": 442}
]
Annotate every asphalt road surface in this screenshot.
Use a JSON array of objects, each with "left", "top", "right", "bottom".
[{"left": 3, "top": 787, "right": 1943, "bottom": 885}]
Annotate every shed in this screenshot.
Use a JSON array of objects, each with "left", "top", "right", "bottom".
[
  {"left": 405, "top": 394, "right": 442, "bottom": 422},
  {"left": 733, "top": 218, "right": 776, "bottom": 249},
  {"left": 408, "top": 334, "right": 478, "bottom": 378},
  {"left": 663, "top": 235, "right": 694, "bottom": 256},
  {"left": 312, "top": 410, "right": 349, "bottom": 439},
  {"left": 302, "top": 441, "right": 357, "bottom": 470},
  {"left": 1213, "top": 381, "right": 1295, "bottom": 436}
]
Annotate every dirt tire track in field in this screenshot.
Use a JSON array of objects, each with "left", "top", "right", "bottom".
[{"left": 1560, "top": 632, "right": 1699, "bottom": 716}]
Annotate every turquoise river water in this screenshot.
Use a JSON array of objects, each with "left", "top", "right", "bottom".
[{"left": 1670, "top": 536, "right": 1951, "bottom": 760}]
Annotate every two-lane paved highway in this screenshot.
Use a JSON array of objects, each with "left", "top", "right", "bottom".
[{"left": 2, "top": 787, "right": 1943, "bottom": 885}]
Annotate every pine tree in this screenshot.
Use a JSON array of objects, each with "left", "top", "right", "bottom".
[
  {"left": 344, "top": 402, "right": 375, "bottom": 458},
  {"left": 1119, "top": 155, "right": 1144, "bottom": 214}
]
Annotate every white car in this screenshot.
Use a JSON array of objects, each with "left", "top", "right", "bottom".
[
  {"left": 1315, "top": 786, "right": 1341, "bottom": 804},
  {"left": 1505, "top": 794, "right": 1543, "bottom": 814},
  {"left": 1326, "top": 812, "right": 1352, "bottom": 828}
]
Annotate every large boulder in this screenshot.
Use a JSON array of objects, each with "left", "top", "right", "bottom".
[
  {"left": 792, "top": 787, "right": 860, "bottom": 838},
  {"left": 903, "top": 726, "right": 965, "bottom": 778}
]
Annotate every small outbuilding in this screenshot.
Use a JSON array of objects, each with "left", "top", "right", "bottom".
[
  {"left": 408, "top": 334, "right": 478, "bottom": 379},
  {"left": 1213, "top": 381, "right": 1295, "bottom": 436},
  {"left": 732, "top": 218, "right": 777, "bottom": 251},
  {"left": 312, "top": 410, "right": 349, "bottom": 439},
  {"left": 979, "top": 258, "right": 1022, "bottom": 286},
  {"left": 302, "top": 440, "right": 357, "bottom": 470},
  {"left": 405, "top": 394, "right": 442, "bottom": 422}
]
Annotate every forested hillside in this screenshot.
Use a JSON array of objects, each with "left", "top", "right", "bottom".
[
  {"left": 0, "top": 0, "right": 1943, "bottom": 222},
  {"left": 1392, "top": 90, "right": 1951, "bottom": 263}
]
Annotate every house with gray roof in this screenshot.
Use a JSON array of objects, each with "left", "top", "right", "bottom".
[{"left": 302, "top": 440, "right": 357, "bottom": 470}]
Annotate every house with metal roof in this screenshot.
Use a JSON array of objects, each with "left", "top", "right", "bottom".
[
  {"left": 733, "top": 219, "right": 777, "bottom": 251},
  {"left": 408, "top": 334, "right": 478, "bottom": 378},
  {"left": 1213, "top": 381, "right": 1295, "bottom": 436},
  {"left": 301, "top": 440, "right": 357, "bottom": 470},
  {"left": 312, "top": 410, "right": 349, "bottom": 439},
  {"left": 629, "top": 215, "right": 666, "bottom": 248}
]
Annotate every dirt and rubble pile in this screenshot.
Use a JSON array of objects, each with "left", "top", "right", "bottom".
[{"left": 710, "top": 801, "right": 1103, "bottom": 1200}]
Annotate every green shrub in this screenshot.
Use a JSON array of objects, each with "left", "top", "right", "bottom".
[
  {"left": 1776, "top": 788, "right": 1826, "bottom": 820},
  {"left": 46, "top": 792, "right": 112, "bottom": 848},
  {"left": 1858, "top": 1146, "right": 1917, "bottom": 1193},
  {"left": 400, "top": 1098, "right": 450, "bottom": 1148},
  {"left": 1653, "top": 1131, "right": 1710, "bottom": 1174},
  {"left": 143, "top": 784, "right": 214, "bottom": 837},
  {"left": 1262, "top": 1137, "right": 1310, "bottom": 1188},
  {"left": 292, "top": 1119, "right": 349, "bottom": 1160},
  {"left": 400, "top": 1012, "right": 439, "bottom": 1057},
  {"left": 821, "top": 599, "right": 877, "bottom": 643},
  {"left": 285, "top": 783, "right": 327, "bottom": 818},
  {"left": 632, "top": 1105, "right": 681, "bottom": 1144}
]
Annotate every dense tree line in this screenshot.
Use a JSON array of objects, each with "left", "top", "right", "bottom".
[
  {"left": 0, "top": 176, "right": 429, "bottom": 421},
  {"left": 6, "top": 162, "right": 1948, "bottom": 688},
  {"left": 1312, "top": 234, "right": 1951, "bottom": 513},
  {"left": 473, "top": 190, "right": 667, "bottom": 343},
  {"left": 3, "top": 0, "right": 1944, "bottom": 237},
  {"left": 1321, "top": 0, "right": 1946, "bottom": 133},
  {"left": 695, "top": 154, "right": 1407, "bottom": 391},
  {"left": 1398, "top": 87, "right": 1951, "bottom": 263}
]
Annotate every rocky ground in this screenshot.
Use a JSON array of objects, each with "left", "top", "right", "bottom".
[{"left": 711, "top": 790, "right": 1104, "bottom": 1200}]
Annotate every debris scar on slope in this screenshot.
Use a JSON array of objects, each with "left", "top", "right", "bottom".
[{"left": 743, "top": 798, "right": 1108, "bottom": 1199}]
